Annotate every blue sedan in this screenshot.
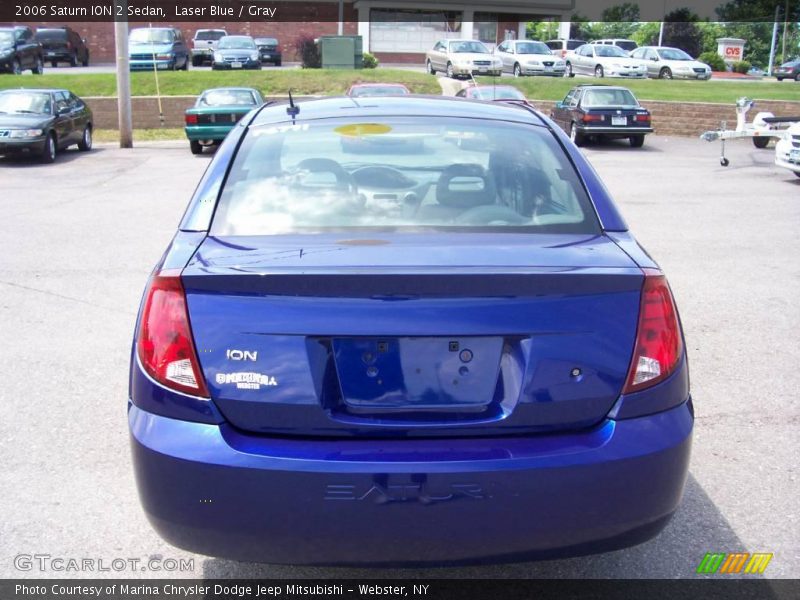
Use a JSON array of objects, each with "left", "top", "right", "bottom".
[{"left": 129, "top": 96, "right": 692, "bottom": 565}]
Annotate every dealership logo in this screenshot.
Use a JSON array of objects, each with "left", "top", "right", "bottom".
[
  {"left": 696, "top": 552, "right": 773, "bottom": 574},
  {"left": 215, "top": 372, "right": 277, "bottom": 390}
]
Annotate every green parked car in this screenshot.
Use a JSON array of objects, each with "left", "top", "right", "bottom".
[{"left": 184, "top": 87, "right": 264, "bottom": 154}]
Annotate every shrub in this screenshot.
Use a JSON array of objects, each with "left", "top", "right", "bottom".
[
  {"left": 295, "top": 35, "right": 321, "bottom": 69},
  {"left": 698, "top": 51, "right": 726, "bottom": 72},
  {"left": 362, "top": 52, "right": 379, "bottom": 69},
  {"left": 732, "top": 60, "right": 752, "bottom": 74}
]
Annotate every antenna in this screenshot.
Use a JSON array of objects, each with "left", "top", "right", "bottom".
[{"left": 286, "top": 89, "right": 300, "bottom": 119}]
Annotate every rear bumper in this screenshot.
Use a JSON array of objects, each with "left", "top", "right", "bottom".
[
  {"left": 130, "top": 399, "right": 693, "bottom": 566},
  {"left": 185, "top": 125, "right": 235, "bottom": 141},
  {"left": 43, "top": 51, "right": 72, "bottom": 61},
  {"left": 577, "top": 126, "right": 653, "bottom": 136}
]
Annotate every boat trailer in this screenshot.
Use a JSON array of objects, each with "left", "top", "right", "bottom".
[{"left": 700, "top": 97, "right": 800, "bottom": 166}]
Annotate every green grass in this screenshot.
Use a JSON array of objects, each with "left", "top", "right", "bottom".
[
  {"left": 5, "top": 68, "right": 795, "bottom": 105},
  {"left": 475, "top": 76, "right": 800, "bottom": 104},
  {"left": 94, "top": 128, "right": 184, "bottom": 142},
  {"left": 0, "top": 69, "right": 441, "bottom": 97}
]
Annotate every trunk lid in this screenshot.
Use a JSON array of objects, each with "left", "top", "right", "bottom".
[{"left": 182, "top": 233, "right": 642, "bottom": 437}]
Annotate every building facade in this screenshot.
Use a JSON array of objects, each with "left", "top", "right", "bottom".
[{"left": 10, "top": 0, "right": 574, "bottom": 64}]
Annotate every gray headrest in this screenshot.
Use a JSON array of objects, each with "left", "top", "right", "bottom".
[{"left": 436, "top": 164, "right": 496, "bottom": 209}]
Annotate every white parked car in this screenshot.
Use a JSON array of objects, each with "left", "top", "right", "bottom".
[
  {"left": 565, "top": 44, "right": 647, "bottom": 78},
  {"left": 426, "top": 39, "right": 502, "bottom": 78},
  {"left": 494, "top": 39, "right": 565, "bottom": 77},
  {"left": 630, "top": 46, "right": 711, "bottom": 80},
  {"left": 775, "top": 122, "right": 800, "bottom": 178}
]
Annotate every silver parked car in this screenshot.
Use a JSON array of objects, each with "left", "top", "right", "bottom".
[
  {"left": 565, "top": 44, "right": 647, "bottom": 79},
  {"left": 426, "top": 39, "right": 502, "bottom": 78},
  {"left": 630, "top": 46, "right": 711, "bottom": 80},
  {"left": 495, "top": 40, "right": 566, "bottom": 77}
]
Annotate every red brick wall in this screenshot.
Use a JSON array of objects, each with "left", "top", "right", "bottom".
[
  {"left": 373, "top": 52, "right": 426, "bottom": 64},
  {"left": 12, "top": 7, "right": 358, "bottom": 63},
  {"left": 85, "top": 94, "right": 319, "bottom": 128}
]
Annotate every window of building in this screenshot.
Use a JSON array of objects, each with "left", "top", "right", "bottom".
[{"left": 370, "top": 10, "right": 461, "bottom": 53}]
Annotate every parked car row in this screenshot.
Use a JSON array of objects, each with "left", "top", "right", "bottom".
[
  {"left": 128, "top": 27, "right": 282, "bottom": 72},
  {"left": 424, "top": 38, "right": 713, "bottom": 81},
  {"left": 0, "top": 25, "right": 89, "bottom": 74},
  {"left": 190, "top": 29, "right": 282, "bottom": 67}
]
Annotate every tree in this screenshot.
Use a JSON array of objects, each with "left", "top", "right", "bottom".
[
  {"left": 591, "top": 3, "right": 642, "bottom": 39},
  {"left": 526, "top": 20, "right": 559, "bottom": 41},
  {"left": 569, "top": 13, "right": 592, "bottom": 40},
  {"left": 697, "top": 21, "right": 726, "bottom": 54},
  {"left": 716, "top": 0, "right": 800, "bottom": 65},
  {"left": 662, "top": 8, "right": 703, "bottom": 57},
  {"left": 632, "top": 22, "right": 661, "bottom": 46}
]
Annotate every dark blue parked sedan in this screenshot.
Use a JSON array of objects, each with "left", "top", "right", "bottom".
[{"left": 129, "top": 96, "right": 692, "bottom": 566}]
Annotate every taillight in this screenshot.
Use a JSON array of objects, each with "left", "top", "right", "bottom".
[
  {"left": 137, "top": 270, "right": 209, "bottom": 397},
  {"left": 582, "top": 113, "right": 604, "bottom": 123},
  {"left": 635, "top": 114, "right": 651, "bottom": 122},
  {"left": 185, "top": 113, "right": 198, "bottom": 125},
  {"left": 623, "top": 270, "right": 683, "bottom": 394}
]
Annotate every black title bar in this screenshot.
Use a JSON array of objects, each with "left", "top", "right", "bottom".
[{"left": 2, "top": 0, "right": 798, "bottom": 23}]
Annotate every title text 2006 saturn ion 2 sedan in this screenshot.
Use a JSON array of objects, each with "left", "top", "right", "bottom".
[{"left": 129, "top": 96, "right": 693, "bottom": 566}]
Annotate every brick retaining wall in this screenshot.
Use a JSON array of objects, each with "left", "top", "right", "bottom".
[
  {"left": 85, "top": 95, "right": 800, "bottom": 136},
  {"left": 86, "top": 95, "right": 320, "bottom": 128}
]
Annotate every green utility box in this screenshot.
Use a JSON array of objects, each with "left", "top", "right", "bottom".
[{"left": 320, "top": 35, "right": 363, "bottom": 69}]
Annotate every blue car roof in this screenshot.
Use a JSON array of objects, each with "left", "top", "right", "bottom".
[{"left": 249, "top": 96, "right": 549, "bottom": 127}]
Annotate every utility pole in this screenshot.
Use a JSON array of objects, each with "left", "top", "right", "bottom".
[
  {"left": 781, "top": 0, "right": 789, "bottom": 63},
  {"left": 338, "top": 0, "right": 343, "bottom": 35},
  {"left": 658, "top": 21, "right": 665, "bottom": 46},
  {"left": 768, "top": 4, "right": 779, "bottom": 76},
  {"left": 114, "top": 0, "right": 132, "bottom": 148}
]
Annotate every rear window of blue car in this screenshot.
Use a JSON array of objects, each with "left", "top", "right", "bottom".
[{"left": 210, "top": 117, "right": 600, "bottom": 235}]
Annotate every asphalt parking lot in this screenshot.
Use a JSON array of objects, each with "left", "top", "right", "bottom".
[{"left": 1, "top": 135, "right": 798, "bottom": 580}]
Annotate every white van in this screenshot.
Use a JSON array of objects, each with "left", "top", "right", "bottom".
[{"left": 594, "top": 39, "right": 638, "bottom": 54}]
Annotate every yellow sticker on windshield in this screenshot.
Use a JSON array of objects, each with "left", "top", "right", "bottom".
[{"left": 334, "top": 123, "right": 392, "bottom": 138}]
